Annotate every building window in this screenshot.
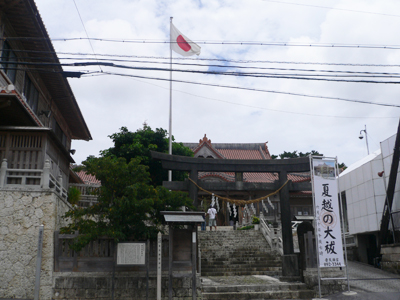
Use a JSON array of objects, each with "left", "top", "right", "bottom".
[
  {"left": 52, "top": 117, "right": 67, "bottom": 148},
  {"left": 1, "top": 41, "right": 17, "bottom": 83},
  {"left": 24, "top": 75, "right": 39, "bottom": 114}
]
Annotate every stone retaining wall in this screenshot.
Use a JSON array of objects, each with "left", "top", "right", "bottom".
[
  {"left": 53, "top": 273, "right": 202, "bottom": 300},
  {"left": 381, "top": 243, "right": 400, "bottom": 274},
  {"left": 0, "top": 188, "right": 71, "bottom": 299},
  {"left": 303, "top": 268, "right": 346, "bottom": 296}
]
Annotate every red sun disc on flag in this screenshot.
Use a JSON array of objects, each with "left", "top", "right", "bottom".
[{"left": 177, "top": 35, "right": 191, "bottom": 52}]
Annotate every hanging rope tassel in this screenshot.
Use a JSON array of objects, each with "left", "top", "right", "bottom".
[
  {"left": 188, "top": 177, "right": 289, "bottom": 205},
  {"left": 262, "top": 199, "right": 269, "bottom": 213}
]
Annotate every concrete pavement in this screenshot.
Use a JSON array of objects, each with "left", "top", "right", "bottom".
[{"left": 325, "top": 260, "right": 400, "bottom": 300}]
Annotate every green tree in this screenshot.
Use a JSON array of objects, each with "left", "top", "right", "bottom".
[
  {"left": 101, "top": 125, "right": 193, "bottom": 186},
  {"left": 61, "top": 156, "right": 193, "bottom": 251},
  {"left": 272, "top": 150, "right": 323, "bottom": 159},
  {"left": 271, "top": 150, "right": 346, "bottom": 169}
]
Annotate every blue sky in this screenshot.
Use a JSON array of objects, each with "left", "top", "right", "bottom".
[{"left": 34, "top": 0, "right": 400, "bottom": 167}]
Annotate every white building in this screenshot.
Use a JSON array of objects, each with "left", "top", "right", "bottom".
[{"left": 339, "top": 133, "right": 399, "bottom": 265}]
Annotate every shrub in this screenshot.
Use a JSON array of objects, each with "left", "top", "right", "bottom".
[
  {"left": 68, "top": 187, "right": 81, "bottom": 205},
  {"left": 237, "top": 225, "right": 254, "bottom": 230}
]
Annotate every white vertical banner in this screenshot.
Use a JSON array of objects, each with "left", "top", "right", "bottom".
[{"left": 311, "top": 157, "right": 345, "bottom": 268}]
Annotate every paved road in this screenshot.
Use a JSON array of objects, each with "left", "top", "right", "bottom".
[{"left": 326, "top": 260, "right": 400, "bottom": 300}]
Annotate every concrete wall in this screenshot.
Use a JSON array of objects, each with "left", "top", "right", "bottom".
[
  {"left": 381, "top": 243, "right": 400, "bottom": 275},
  {"left": 0, "top": 188, "right": 71, "bottom": 299},
  {"left": 339, "top": 152, "right": 385, "bottom": 235},
  {"left": 339, "top": 133, "right": 400, "bottom": 237},
  {"left": 380, "top": 134, "right": 400, "bottom": 213}
]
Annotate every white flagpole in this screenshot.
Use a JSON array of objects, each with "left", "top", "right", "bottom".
[{"left": 168, "top": 17, "right": 173, "bottom": 182}]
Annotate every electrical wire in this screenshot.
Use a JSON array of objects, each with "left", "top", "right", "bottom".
[
  {"left": 72, "top": 0, "right": 102, "bottom": 72},
  {"left": 262, "top": 0, "right": 400, "bottom": 18},
  {"left": 13, "top": 55, "right": 400, "bottom": 76},
  {"left": 5, "top": 61, "right": 400, "bottom": 83},
  {"left": 82, "top": 71, "right": 400, "bottom": 108},
  {"left": 5, "top": 36, "right": 400, "bottom": 50},
  {"left": 10, "top": 48, "right": 400, "bottom": 67},
  {"left": 132, "top": 75, "right": 397, "bottom": 119}
]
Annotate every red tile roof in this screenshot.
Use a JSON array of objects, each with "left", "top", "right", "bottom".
[
  {"left": 75, "top": 171, "right": 101, "bottom": 185},
  {"left": 185, "top": 135, "right": 310, "bottom": 184},
  {"left": 218, "top": 149, "right": 265, "bottom": 160}
]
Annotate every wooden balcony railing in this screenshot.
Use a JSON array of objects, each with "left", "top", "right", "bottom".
[{"left": 0, "top": 158, "right": 67, "bottom": 200}]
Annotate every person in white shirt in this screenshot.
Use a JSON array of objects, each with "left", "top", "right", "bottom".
[{"left": 206, "top": 205, "right": 217, "bottom": 231}]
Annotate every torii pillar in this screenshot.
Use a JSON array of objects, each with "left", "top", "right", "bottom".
[{"left": 279, "top": 170, "right": 298, "bottom": 276}]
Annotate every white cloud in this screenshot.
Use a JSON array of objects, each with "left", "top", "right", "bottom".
[{"left": 35, "top": 0, "right": 400, "bottom": 166}]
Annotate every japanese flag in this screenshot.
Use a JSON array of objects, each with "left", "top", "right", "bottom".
[{"left": 170, "top": 23, "right": 201, "bottom": 56}]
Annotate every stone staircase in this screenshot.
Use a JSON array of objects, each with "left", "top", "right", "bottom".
[
  {"left": 199, "top": 227, "right": 315, "bottom": 300},
  {"left": 199, "top": 229, "right": 281, "bottom": 277}
]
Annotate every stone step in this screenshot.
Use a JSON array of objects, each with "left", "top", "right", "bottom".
[
  {"left": 201, "top": 270, "right": 281, "bottom": 277},
  {"left": 202, "top": 282, "right": 309, "bottom": 293},
  {"left": 202, "top": 265, "right": 281, "bottom": 271},
  {"left": 200, "top": 243, "right": 269, "bottom": 248},
  {"left": 202, "top": 262, "right": 281, "bottom": 268},
  {"left": 202, "top": 289, "right": 315, "bottom": 300},
  {"left": 202, "top": 263, "right": 281, "bottom": 269},
  {"left": 198, "top": 227, "right": 312, "bottom": 299},
  {"left": 201, "top": 253, "right": 278, "bottom": 260},
  {"left": 202, "top": 260, "right": 281, "bottom": 266},
  {"left": 202, "top": 260, "right": 281, "bottom": 265},
  {"left": 202, "top": 267, "right": 282, "bottom": 273},
  {"left": 202, "top": 259, "right": 280, "bottom": 265}
]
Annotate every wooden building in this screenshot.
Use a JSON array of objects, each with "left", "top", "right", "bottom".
[
  {"left": 0, "top": 0, "right": 91, "bottom": 194},
  {"left": 182, "top": 135, "right": 313, "bottom": 225},
  {"left": 0, "top": 1, "right": 92, "bottom": 299}
]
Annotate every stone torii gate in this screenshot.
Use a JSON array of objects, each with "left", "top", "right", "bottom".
[{"left": 151, "top": 151, "right": 311, "bottom": 276}]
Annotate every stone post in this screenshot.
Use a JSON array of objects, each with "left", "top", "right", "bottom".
[
  {"left": 42, "top": 159, "right": 50, "bottom": 189},
  {"left": 0, "top": 158, "right": 7, "bottom": 188},
  {"left": 57, "top": 175, "right": 63, "bottom": 188}
]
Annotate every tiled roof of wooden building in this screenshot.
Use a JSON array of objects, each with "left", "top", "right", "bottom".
[{"left": 184, "top": 134, "right": 310, "bottom": 184}]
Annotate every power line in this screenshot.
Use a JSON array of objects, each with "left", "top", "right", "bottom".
[
  {"left": 160, "top": 82, "right": 397, "bottom": 119},
  {"left": 19, "top": 56, "right": 400, "bottom": 76},
  {"left": 11, "top": 49, "right": 400, "bottom": 67},
  {"left": 83, "top": 71, "right": 400, "bottom": 108},
  {"left": 262, "top": 0, "right": 400, "bottom": 18},
  {"left": 6, "top": 36, "right": 400, "bottom": 50},
  {"left": 72, "top": 0, "right": 102, "bottom": 72},
  {"left": 6, "top": 60, "right": 400, "bottom": 83}
]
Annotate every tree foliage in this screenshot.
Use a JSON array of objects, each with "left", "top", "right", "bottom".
[
  {"left": 62, "top": 125, "right": 194, "bottom": 250},
  {"left": 101, "top": 125, "right": 193, "bottom": 186},
  {"left": 271, "top": 150, "right": 323, "bottom": 159},
  {"left": 271, "top": 150, "right": 347, "bottom": 169},
  {"left": 62, "top": 156, "right": 193, "bottom": 251}
]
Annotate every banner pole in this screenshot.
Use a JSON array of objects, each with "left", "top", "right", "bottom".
[
  {"left": 309, "top": 156, "right": 322, "bottom": 299},
  {"left": 168, "top": 17, "right": 173, "bottom": 182}
]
